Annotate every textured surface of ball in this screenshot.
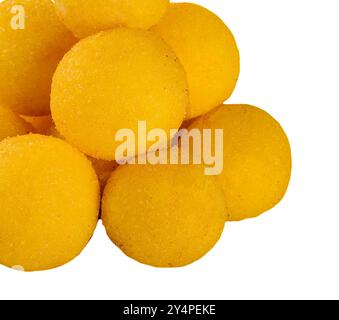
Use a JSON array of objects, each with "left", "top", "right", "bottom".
[
  {"left": 0, "top": 135, "right": 100, "bottom": 271},
  {"left": 189, "top": 104, "right": 292, "bottom": 221},
  {"left": 0, "top": 105, "right": 32, "bottom": 140},
  {"left": 51, "top": 28, "right": 188, "bottom": 160},
  {"left": 102, "top": 163, "right": 226, "bottom": 268},
  {"left": 54, "top": 0, "right": 170, "bottom": 38},
  {"left": 152, "top": 3, "right": 240, "bottom": 119},
  {"left": 0, "top": 0, "right": 76, "bottom": 116}
]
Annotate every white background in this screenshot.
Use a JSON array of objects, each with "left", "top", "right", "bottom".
[{"left": 1, "top": 0, "right": 339, "bottom": 300}]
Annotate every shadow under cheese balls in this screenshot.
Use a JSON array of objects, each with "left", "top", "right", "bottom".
[
  {"left": 54, "top": 0, "right": 170, "bottom": 38},
  {"left": 0, "top": 105, "right": 33, "bottom": 140},
  {"left": 189, "top": 104, "right": 292, "bottom": 221},
  {"left": 102, "top": 162, "right": 226, "bottom": 268},
  {"left": 152, "top": 3, "right": 240, "bottom": 119},
  {"left": 89, "top": 157, "right": 118, "bottom": 191},
  {"left": 20, "top": 115, "right": 54, "bottom": 134},
  {"left": 0, "top": 0, "right": 77, "bottom": 116},
  {"left": 0, "top": 135, "right": 100, "bottom": 271},
  {"left": 48, "top": 125, "right": 118, "bottom": 191},
  {"left": 51, "top": 28, "right": 188, "bottom": 161}
]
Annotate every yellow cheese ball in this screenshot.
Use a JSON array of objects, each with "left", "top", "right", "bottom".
[
  {"left": 0, "top": 135, "right": 100, "bottom": 271},
  {"left": 102, "top": 163, "right": 226, "bottom": 268},
  {"left": 152, "top": 3, "right": 240, "bottom": 119},
  {"left": 0, "top": 0, "right": 76, "bottom": 116},
  {"left": 51, "top": 28, "right": 188, "bottom": 161},
  {"left": 189, "top": 104, "right": 292, "bottom": 221},
  {"left": 0, "top": 105, "right": 32, "bottom": 140},
  {"left": 54, "top": 0, "right": 170, "bottom": 38},
  {"left": 20, "top": 115, "right": 54, "bottom": 134}
]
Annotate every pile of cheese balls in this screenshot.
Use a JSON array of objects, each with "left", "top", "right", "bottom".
[{"left": 0, "top": 0, "right": 292, "bottom": 271}]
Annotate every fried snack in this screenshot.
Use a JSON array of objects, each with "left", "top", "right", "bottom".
[
  {"left": 0, "top": 135, "right": 100, "bottom": 271},
  {"left": 0, "top": 0, "right": 76, "bottom": 116},
  {"left": 102, "top": 162, "right": 226, "bottom": 267},
  {"left": 54, "top": 0, "right": 170, "bottom": 38},
  {"left": 189, "top": 104, "right": 292, "bottom": 221},
  {"left": 153, "top": 3, "right": 240, "bottom": 119},
  {"left": 51, "top": 28, "right": 188, "bottom": 160}
]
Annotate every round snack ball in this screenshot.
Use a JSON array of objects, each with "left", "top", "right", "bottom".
[
  {"left": 51, "top": 28, "right": 188, "bottom": 161},
  {"left": 152, "top": 3, "right": 240, "bottom": 119},
  {"left": 102, "top": 163, "right": 226, "bottom": 268},
  {"left": 54, "top": 0, "right": 170, "bottom": 38},
  {"left": 0, "top": 105, "right": 32, "bottom": 140},
  {"left": 20, "top": 115, "right": 54, "bottom": 134},
  {"left": 189, "top": 104, "right": 292, "bottom": 221},
  {"left": 0, "top": 0, "right": 76, "bottom": 116},
  {"left": 0, "top": 135, "right": 100, "bottom": 271}
]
